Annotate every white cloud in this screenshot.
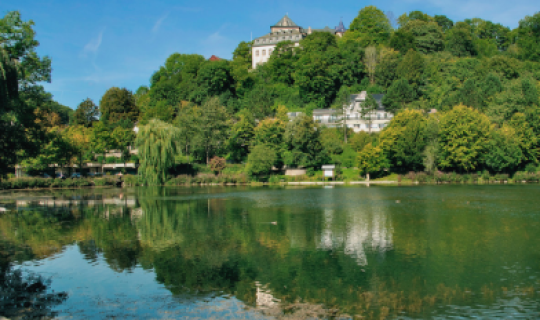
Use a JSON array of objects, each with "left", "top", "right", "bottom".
[
  {"left": 152, "top": 13, "right": 169, "bottom": 33},
  {"left": 82, "top": 30, "right": 104, "bottom": 57}
]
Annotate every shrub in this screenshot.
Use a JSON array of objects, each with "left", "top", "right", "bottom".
[
  {"left": 130, "top": 155, "right": 139, "bottom": 163},
  {"left": 209, "top": 156, "right": 227, "bottom": 174},
  {"left": 525, "top": 163, "right": 537, "bottom": 173},
  {"left": 123, "top": 174, "right": 140, "bottom": 187},
  {"left": 106, "top": 157, "right": 117, "bottom": 164},
  {"left": 97, "top": 156, "right": 104, "bottom": 163}
]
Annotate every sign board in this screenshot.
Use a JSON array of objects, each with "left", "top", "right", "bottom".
[{"left": 324, "top": 170, "right": 333, "bottom": 177}]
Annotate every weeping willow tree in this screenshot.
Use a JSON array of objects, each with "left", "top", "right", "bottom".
[{"left": 135, "top": 119, "right": 181, "bottom": 185}]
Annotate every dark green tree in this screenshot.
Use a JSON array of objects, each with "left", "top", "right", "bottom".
[
  {"left": 397, "top": 49, "right": 424, "bottom": 90},
  {"left": 99, "top": 87, "right": 139, "bottom": 125},
  {"left": 458, "top": 79, "right": 482, "bottom": 109},
  {"left": 401, "top": 20, "right": 445, "bottom": 54},
  {"left": 72, "top": 98, "right": 99, "bottom": 127},
  {"left": 434, "top": 15, "right": 454, "bottom": 32},
  {"left": 522, "top": 77, "right": 539, "bottom": 106},
  {"left": 445, "top": 22, "right": 478, "bottom": 57},
  {"left": 382, "top": 79, "right": 416, "bottom": 113},
  {"left": 517, "top": 13, "right": 540, "bottom": 62},
  {"left": 389, "top": 29, "right": 416, "bottom": 53}
]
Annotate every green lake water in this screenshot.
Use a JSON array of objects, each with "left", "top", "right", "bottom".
[{"left": 1, "top": 185, "right": 540, "bottom": 319}]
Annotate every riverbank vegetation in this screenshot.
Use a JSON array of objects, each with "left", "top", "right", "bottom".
[{"left": 1, "top": 8, "right": 540, "bottom": 185}]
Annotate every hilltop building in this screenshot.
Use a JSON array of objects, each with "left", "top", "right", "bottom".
[
  {"left": 313, "top": 91, "right": 393, "bottom": 133},
  {"left": 252, "top": 15, "right": 347, "bottom": 69}
]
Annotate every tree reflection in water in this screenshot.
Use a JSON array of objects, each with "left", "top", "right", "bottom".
[
  {"left": 1, "top": 186, "right": 540, "bottom": 319},
  {"left": 0, "top": 243, "right": 67, "bottom": 319}
]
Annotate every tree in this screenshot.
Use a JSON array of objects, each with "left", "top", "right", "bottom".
[
  {"left": 209, "top": 156, "right": 226, "bottom": 174},
  {"left": 99, "top": 87, "right": 139, "bottom": 125},
  {"left": 0, "top": 11, "right": 53, "bottom": 178},
  {"left": 266, "top": 40, "right": 298, "bottom": 86},
  {"left": 364, "top": 47, "right": 377, "bottom": 84},
  {"left": 197, "top": 97, "right": 230, "bottom": 164},
  {"left": 398, "top": 11, "right": 433, "bottom": 27},
  {"left": 228, "top": 111, "right": 255, "bottom": 162},
  {"left": 63, "top": 125, "right": 92, "bottom": 173},
  {"left": 361, "top": 94, "right": 380, "bottom": 133},
  {"left": 135, "top": 119, "right": 181, "bottom": 184},
  {"left": 72, "top": 98, "right": 98, "bottom": 127},
  {"left": 382, "top": 79, "right": 416, "bottom": 113},
  {"left": 190, "top": 60, "right": 234, "bottom": 104},
  {"left": 517, "top": 12, "right": 540, "bottom": 62},
  {"left": 379, "top": 109, "right": 427, "bottom": 171},
  {"left": 331, "top": 86, "right": 352, "bottom": 143},
  {"left": 89, "top": 122, "right": 116, "bottom": 171},
  {"left": 246, "top": 145, "right": 277, "bottom": 176},
  {"left": 23, "top": 130, "right": 77, "bottom": 172},
  {"left": 347, "top": 6, "right": 393, "bottom": 47},
  {"left": 482, "top": 125, "right": 523, "bottom": 172},
  {"left": 349, "top": 131, "right": 372, "bottom": 152},
  {"left": 508, "top": 112, "right": 538, "bottom": 165},
  {"left": 481, "top": 73, "right": 503, "bottom": 103},
  {"left": 231, "top": 41, "right": 254, "bottom": 96},
  {"left": 389, "top": 29, "right": 416, "bottom": 53},
  {"left": 111, "top": 126, "right": 135, "bottom": 169},
  {"left": 401, "top": 20, "right": 445, "bottom": 54},
  {"left": 319, "top": 127, "right": 344, "bottom": 158},
  {"left": 253, "top": 118, "right": 286, "bottom": 167},
  {"left": 434, "top": 15, "right": 454, "bottom": 32},
  {"left": 283, "top": 114, "right": 328, "bottom": 168},
  {"left": 356, "top": 143, "right": 389, "bottom": 181},
  {"left": 397, "top": 49, "right": 424, "bottom": 90},
  {"left": 522, "top": 77, "right": 539, "bottom": 107},
  {"left": 175, "top": 103, "right": 201, "bottom": 164},
  {"left": 458, "top": 79, "right": 482, "bottom": 109},
  {"left": 294, "top": 32, "right": 342, "bottom": 108},
  {"left": 445, "top": 22, "right": 477, "bottom": 57},
  {"left": 438, "top": 105, "right": 491, "bottom": 172}
]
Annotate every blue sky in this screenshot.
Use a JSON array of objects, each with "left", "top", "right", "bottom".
[{"left": 1, "top": 0, "right": 538, "bottom": 109}]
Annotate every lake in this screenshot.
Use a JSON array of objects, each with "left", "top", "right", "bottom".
[{"left": 1, "top": 185, "right": 540, "bottom": 319}]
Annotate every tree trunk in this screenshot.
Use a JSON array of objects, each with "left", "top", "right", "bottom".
[
  {"left": 366, "top": 173, "right": 370, "bottom": 182},
  {"left": 186, "top": 145, "right": 190, "bottom": 164}
]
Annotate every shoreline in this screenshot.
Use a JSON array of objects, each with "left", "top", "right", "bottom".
[{"left": 2, "top": 180, "right": 539, "bottom": 192}]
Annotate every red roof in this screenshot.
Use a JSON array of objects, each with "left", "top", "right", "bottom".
[{"left": 209, "top": 55, "right": 222, "bottom": 61}]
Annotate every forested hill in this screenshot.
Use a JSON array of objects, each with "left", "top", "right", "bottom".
[{"left": 135, "top": 6, "right": 540, "bottom": 121}]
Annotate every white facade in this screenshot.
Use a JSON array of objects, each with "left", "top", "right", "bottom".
[
  {"left": 251, "top": 15, "right": 346, "bottom": 69},
  {"left": 313, "top": 92, "right": 393, "bottom": 133}
]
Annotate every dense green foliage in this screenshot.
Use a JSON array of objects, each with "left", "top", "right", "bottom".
[{"left": 3, "top": 8, "right": 540, "bottom": 182}]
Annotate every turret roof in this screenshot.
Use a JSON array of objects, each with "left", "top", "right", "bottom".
[{"left": 273, "top": 15, "right": 298, "bottom": 27}]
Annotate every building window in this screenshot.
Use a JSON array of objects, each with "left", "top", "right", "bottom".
[
  {"left": 354, "top": 124, "right": 360, "bottom": 128},
  {"left": 262, "top": 50, "right": 266, "bottom": 56},
  {"left": 256, "top": 50, "right": 259, "bottom": 57}
]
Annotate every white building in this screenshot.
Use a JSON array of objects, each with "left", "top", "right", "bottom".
[
  {"left": 252, "top": 15, "right": 347, "bottom": 69},
  {"left": 312, "top": 91, "right": 393, "bottom": 133}
]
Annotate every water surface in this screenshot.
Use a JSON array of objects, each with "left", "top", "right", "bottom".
[{"left": 1, "top": 185, "right": 540, "bottom": 319}]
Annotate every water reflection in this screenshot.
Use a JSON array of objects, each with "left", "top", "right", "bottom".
[{"left": 0, "top": 186, "right": 540, "bottom": 318}]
